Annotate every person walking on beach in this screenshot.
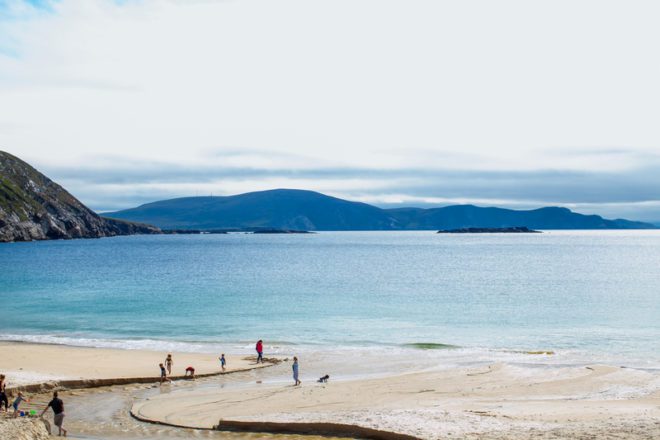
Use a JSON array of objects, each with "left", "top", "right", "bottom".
[
  {"left": 40, "top": 391, "right": 67, "bottom": 437},
  {"left": 159, "top": 363, "right": 171, "bottom": 384},
  {"left": 256, "top": 340, "right": 264, "bottom": 363},
  {"left": 12, "top": 391, "right": 29, "bottom": 418},
  {"left": 165, "top": 354, "right": 173, "bottom": 375},
  {"left": 219, "top": 354, "right": 226, "bottom": 371},
  {"left": 292, "top": 356, "right": 301, "bottom": 386},
  {"left": 0, "top": 374, "right": 8, "bottom": 412}
]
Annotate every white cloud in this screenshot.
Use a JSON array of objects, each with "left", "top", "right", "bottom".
[{"left": 1, "top": 0, "right": 660, "bottom": 218}]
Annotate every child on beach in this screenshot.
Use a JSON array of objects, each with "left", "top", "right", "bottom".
[
  {"left": 159, "top": 363, "right": 171, "bottom": 384},
  {"left": 292, "top": 356, "right": 301, "bottom": 386},
  {"left": 219, "top": 354, "right": 226, "bottom": 371},
  {"left": 317, "top": 374, "right": 329, "bottom": 383},
  {"left": 185, "top": 366, "right": 195, "bottom": 378},
  {"left": 256, "top": 340, "right": 264, "bottom": 363},
  {"left": 165, "top": 354, "right": 173, "bottom": 375},
  {"left": 12, "top": 391, "right": 29, "bottom": 418}
]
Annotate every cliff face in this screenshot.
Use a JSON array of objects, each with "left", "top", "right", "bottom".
[{"left": 0, "top": 151, "right": 160, "bottom": 242}]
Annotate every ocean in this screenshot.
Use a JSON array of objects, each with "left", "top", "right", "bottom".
[{"left": 1, "top": 230, "right": 659, "bottom": 376}]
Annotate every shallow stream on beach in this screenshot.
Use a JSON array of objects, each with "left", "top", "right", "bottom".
[{"left": 42, "top": 363, "right": 347, "bottom": 440}]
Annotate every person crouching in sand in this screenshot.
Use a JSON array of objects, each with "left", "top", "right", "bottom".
[
  {"left": 292, "top": 356, "right": 301, "bottom": 386},
  {"left": 159, "top": 363, "right": 171, "bottom": 384},
  {"left": 185, "top": 366, "right": 195, "bottom": 378},
  {"left": 40, "top": 391, "right": 66, "bottom": 437}
]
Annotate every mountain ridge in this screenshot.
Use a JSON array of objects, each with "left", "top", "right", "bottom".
[
  {"left": 106, "top": 188, "right": 656, "bottom": 231},
  {"left": 107, "top": 189, "right": 400, "bottom": 231}
]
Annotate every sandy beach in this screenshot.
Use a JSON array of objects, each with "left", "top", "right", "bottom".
[
  {"left": 1, "top": 342, "right": 659, "bottom": 439},
  {"left": 0, "top": 341, "right": 268, "bottom": 388},
  {"left": 132, "top": 362, "right": 660, "bottom": 439}
]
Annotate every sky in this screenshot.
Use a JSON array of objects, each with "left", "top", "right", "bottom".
[{"left": 0, "top": 0, "right": 659, "bottom": 221}]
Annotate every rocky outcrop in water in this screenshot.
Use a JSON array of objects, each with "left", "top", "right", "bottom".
[
  {"left": 437, "top": 226, "right": 541, "bottom": 233},
  {"left": 251, "top": 228, "right": 312, "bottom": 234},
  {"left": 0, "top": 151, "right": 160, "bottom": 242}
]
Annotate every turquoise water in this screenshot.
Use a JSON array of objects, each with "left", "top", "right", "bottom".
[{"left": 1, "top": 231, "right": 659, "bottom": 369}]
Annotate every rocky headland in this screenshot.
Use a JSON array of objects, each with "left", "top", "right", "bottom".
[{"left": 0, "top": 151, "right": 160, "bottom": 242}]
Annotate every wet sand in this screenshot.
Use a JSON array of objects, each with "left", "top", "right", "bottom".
[
  {"left": 2, "top": 342, "right": 660, "bottom": 439},
  {"left": 132, "top": 362, "right": 660, "bottom": 439},
  {"left": 5, "top": 364, "right": 347, "bottom": 440},
  {"left": 0, "top": 341, "right": 267, "bottom": 387}
]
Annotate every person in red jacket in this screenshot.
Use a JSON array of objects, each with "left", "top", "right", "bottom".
[{"left": 256, "top": 340, "right": 263, "bottom": 363}]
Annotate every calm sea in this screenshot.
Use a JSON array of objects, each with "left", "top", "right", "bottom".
[{"left": 1, "top": 231, "right": 659, "bottom": 373}]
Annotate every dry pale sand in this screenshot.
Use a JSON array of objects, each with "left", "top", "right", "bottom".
[
  {"left": 132, "top": 362, "right": 660, "bottom": 439},
  {"left": 0, "top": 341, "right": 269, "bottom": 387}
]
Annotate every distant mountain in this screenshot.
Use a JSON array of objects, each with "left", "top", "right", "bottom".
[
  {"left": 106, "top": 189, "right": 400, "bottom": 230},
  {"left": 386, "top": 204, "right": 652, "bottom": 230},
  {"left": 0, "top": 151, "right": 160, "bottom": 242},
  {"left": 106, "top": 189, "right": 656, "bottom": 231}
]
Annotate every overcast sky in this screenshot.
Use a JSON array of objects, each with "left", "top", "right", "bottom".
[{"left": 1, "top": 0, "right": 659, "bottom": 221}]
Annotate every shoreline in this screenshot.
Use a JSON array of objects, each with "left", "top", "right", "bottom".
[
  {"left": 1, "top": 341, "right": 660, "bottom": 439},
  {"left": 0, "top": 341, "right": 276, "bottom": 392}
]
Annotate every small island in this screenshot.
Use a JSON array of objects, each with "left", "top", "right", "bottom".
[
  {"left": 162, "top": 229, "right": 228, "bottom": 234},
  {"left": 159, "top": 228, "right": 313, "bottom": 234},
  {"left": 251, "top": 228, "right": 312, "bottom": 234},
  {"left": 437, "top": 226, "right": 541, "bottom": 234}
]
